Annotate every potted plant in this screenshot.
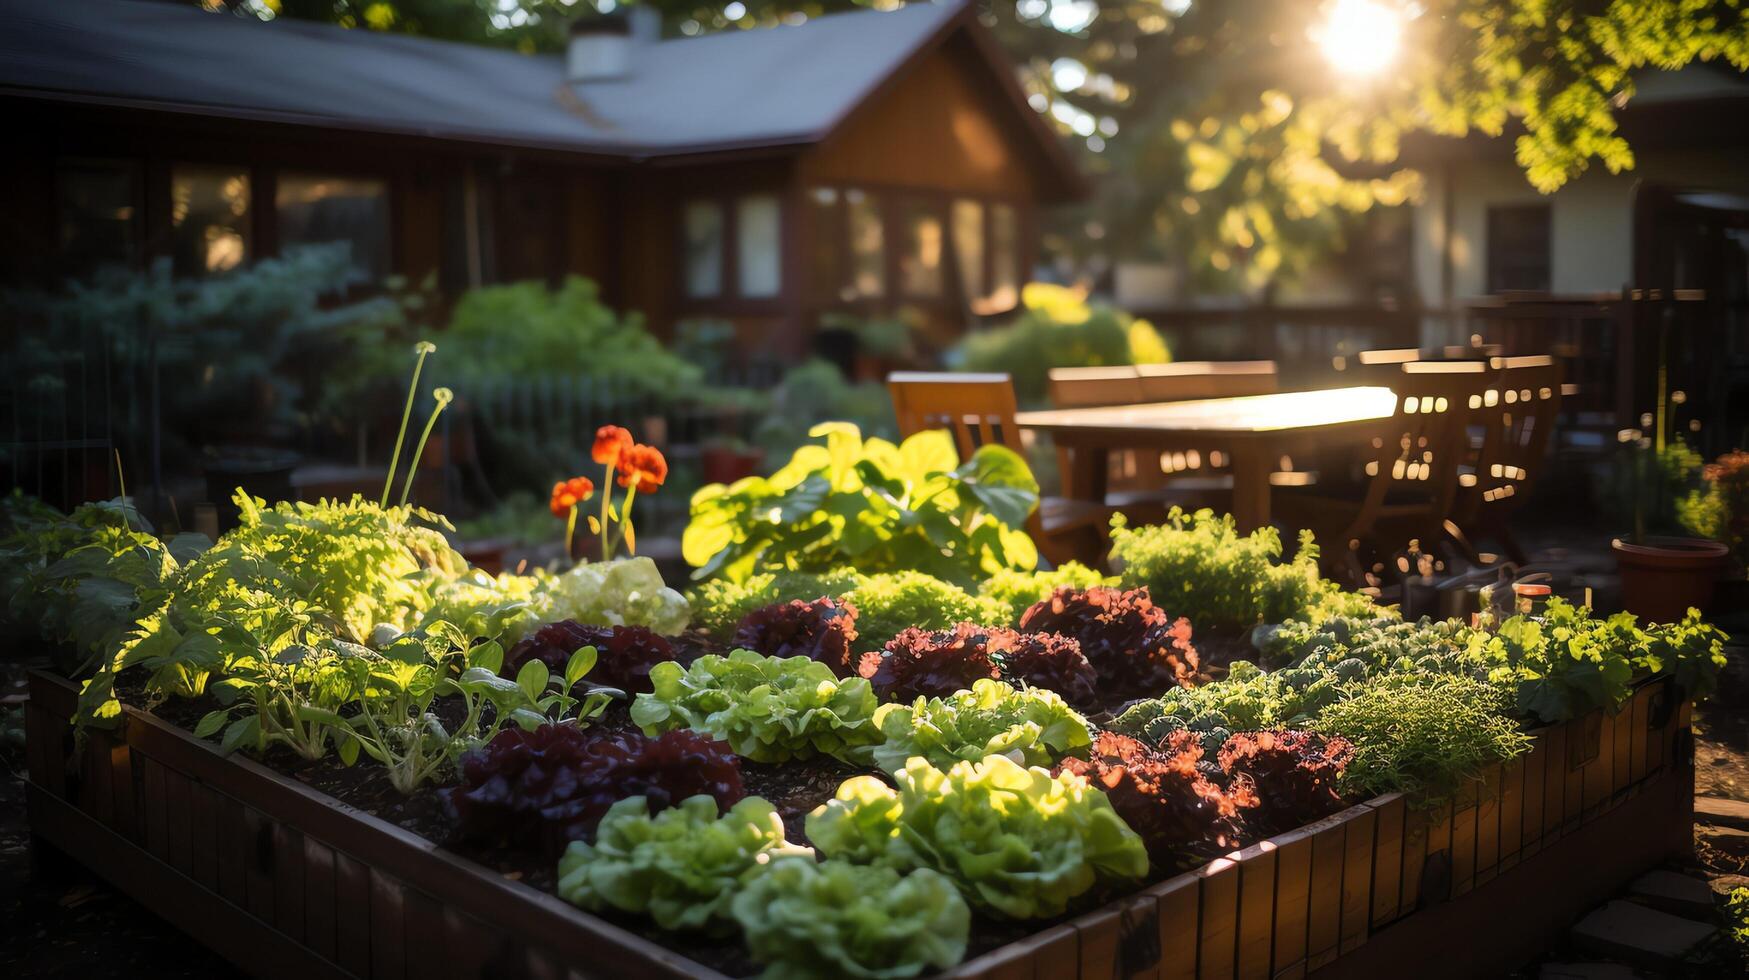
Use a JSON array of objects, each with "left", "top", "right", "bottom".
[
  {"left": 1611, "top": 433, "right": 1729, "bottom": 624},
  {"left": 699, "top": 434, "right": 764, "bottom": 485},
  {"left": 1678, "top": 449, "right": 1749, "bottom": 614}
]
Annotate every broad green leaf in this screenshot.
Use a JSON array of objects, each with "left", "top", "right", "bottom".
[
  {"left": 516, "top": 659, "right": 549, "bottom": 704},
  {"left": 566, "top": 645, "right": 598, "bottom": 688},
  {"left": 193, "top": 709, "right": 229, "bottom": 739}
]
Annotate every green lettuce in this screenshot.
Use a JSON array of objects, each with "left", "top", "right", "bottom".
[
  {"left": 871, "top": 678, "right": 1092, "bottom": 774},
  {"left": 806, "top": 755, "right": 1149, "bottom": 919},
  {"left": 555, "top": 795, "right": 810, "bottom": 933},
  {"left": 630, "top": 649, "right": 882, "bottom": 763},
  {"left": 731, "top": 857, "right": 970, "bottom": 980}
]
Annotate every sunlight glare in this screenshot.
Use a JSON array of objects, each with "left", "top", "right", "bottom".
[{"left": 1313, "top": 0, "right": 1403, "bottom": 77}]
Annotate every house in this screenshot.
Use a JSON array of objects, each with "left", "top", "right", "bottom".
[
  {"left": 0, "top": 0, "right": 1082, "bottom": 359},
  {"left": 1403, "top": 65, "right": 1749, "bottom": 447}
]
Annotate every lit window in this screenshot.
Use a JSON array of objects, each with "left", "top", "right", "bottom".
[
  {"left": 56, "top": 161, "right": 138, "bottom": 275},
  {"left": 989, "top": 203, "right": 1019, "bottom": 311},
  {"left": 846, "top": 189, "right": 884, "bottom": 299},
  {"left": 951, "top": 199, "right": 984, "bottom": 303},
  {"left": 276, "top": 173, "right": 391, "bottom": 279},
  {"left": 683, "top": 200, "right": 724, "bottom": 298},
  {"left": 736, "top": 194, "right": 781, "bottom": 298},
  {"left": 171, "top": 165, "right": 251, "bottom": 276},
  {"left": 900, "top": 200, "right": 943, "bottom": 298}
]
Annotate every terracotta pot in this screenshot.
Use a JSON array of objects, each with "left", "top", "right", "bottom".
[
  {"left": 701, "top": 446, "right": 764, "bottom": 485},
  {"left": 1612, "top": 536, "right": 1730, "bottom": 623}
]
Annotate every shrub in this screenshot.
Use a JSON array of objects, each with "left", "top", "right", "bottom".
[
  {"left": 955, "top": 283, "right": 1171, "bottom": 404},
  {"left": 861, "top": 624, "right": 1003, "bottom": 702},
  {"left": 751, "top": 358, "right": 899, "bottom": 463},
  {"left": 631, "top": 649, "right": 883, "bottom": 764},
  {"left": 688, "top": 568, "right": 865, "bottom": 639},
  {"left": 977, "top": 562, "right": 1116, "bottom": 623},
  {"left": 731, "top": 857, "right": 970, "bottom": 979},
  {"left": 503, "top": 621, "right": 677, "bottom": 695},
  {"left": 1216, "top": 730, "right": 1353, "bottom": 835},
  {"left": 555, "top": 795, "right": 810, "bottom": 932},
  {"left": 733, "top": 597, "right": 859, "bottom": 678},
  {"left": 806, "top": 754, "right": 1149, "bottom": 919},
  {"left": 682, "top": 423, "right": 1040, "bottom": 588},
  {"left": 1018, "top": 586, "right": 1199, "bottom": 697},
  {"left": 1310, "top": 672, "right": 1530, "bottom": 805},
  {"left": 843, "top": 572, "right": 1010, "bottom": 653},
  {"left": 447, "top": 726, "right": 743, "bottom": 855},
  {"left": 1680, "top": 450, "right": 1749, "bottom": 566},
  {"left": 1056, "top": 731, "right": 1253, "bottom": 868},
  {"left": 1108, "top": 509, "right": 1376, "bottom": 637},
  {"left": 871, "top": 678, "right": 1092, "bottom": 774}
]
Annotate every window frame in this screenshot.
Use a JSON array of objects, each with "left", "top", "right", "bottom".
[
  {"left": 52, "top": 156, "right": 147, "bottom": 277},
  {"left": 675, "top": 188, "right": 791, "bottom": 313},
  {"left": 1485, "top": 203, "right": 1553, "bottom": 294}
]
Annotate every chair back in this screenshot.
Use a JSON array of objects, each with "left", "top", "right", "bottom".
[
  {"left": 1135, "top": 361, "right": 1278, "bottom": 402},
  {"left": 887, "top": 372, "right": 1024, "bottom": 458},
  {"left": 1468, "top": 354, "right": 1564, "bottom": 515},
  {"left": 1351, "top": 361, "right": 1490, "bottom": 535},
  {"left": 1046, "top": 366, "right": 1145, "bottom": 408}
]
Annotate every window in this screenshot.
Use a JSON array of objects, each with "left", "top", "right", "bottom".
[
  {"left": 1486, "top": 204, "right": 1551, "bottom": 293},
  {"left": 171, "top": 165, "right": 251, "bottom": 276},
  {"left": 847, "top": 189, "right": 885, "bottom": 299},
  {"left": 276, "top": 173, "right": 391, "bottom": 279},
  {"left": 951, "top": 199, "right": 985, "bottom": 304},
  {"left": 989, "top": 203, "right": 1019, "bottom": 310},
  {"left": 56, "top": 161, "right": 138, "bottom": 275},
  {"left": 683, "top": 200, "right": 724, "bottom": 298},
  {"left": 899, "top": 200, "right": 943, "bottom": 298},
  {"left": 808, "top": 187, "right": 844, "bottom": 301},
  {"left": 736, "top": 194, "right": 782, "bottom": 298}
]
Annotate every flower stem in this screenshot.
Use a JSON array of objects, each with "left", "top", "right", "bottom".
[
  {"left": 564, "top": 505, "right": 577, "bottom": 559},
  {"left": 398, "top": 389, "right": 453, "bottom": 507},
  {"left": 382, "top": 344, "right": 434, "bottom": 507},
  {"left": 599, "top": 461, "right": 615, "bottom": 561},
  {"left": 617, "top": 481, "right": 639, "bottom": 556}
]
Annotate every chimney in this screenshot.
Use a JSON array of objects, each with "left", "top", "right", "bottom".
[{"left": 566, "top": 7, "right": 661, "bottom": 83}]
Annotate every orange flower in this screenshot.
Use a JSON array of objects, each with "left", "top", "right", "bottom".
[
  {"left": 592, "top": 425, "right": 634, "bottom": 467},
  {"left": 615, "top": 444, "right": 668, "bottom": 494},
  {"left": 549, "top": 476, "right": 595, "bottom": 518}
]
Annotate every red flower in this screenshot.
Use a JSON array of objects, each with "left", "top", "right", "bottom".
[
  {"left": 549, "top": 476, "right": 595, "bottom": 518},
  {"left": 592, "top": 426, "right": 634, "bottom": 467},
  {"left": 615, "top": 444, "right": 668, "bottom": 494}
]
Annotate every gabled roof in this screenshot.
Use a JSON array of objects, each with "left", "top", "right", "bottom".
[{"left": 0, "top": 0, "right": 1081, "bottom": 193}]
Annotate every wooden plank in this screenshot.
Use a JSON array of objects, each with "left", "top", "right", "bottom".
[
  {"left": 1585, "top": 709, "right": 1613, "bottom": 816},
  {"left": 216, "top": 793, "right": 248, "bottom": 906},
  {"left": 1306, "top": 816, "right": 1348, "bottom": 970},
  {"left": 1644, "top": 685, "right": 1667, "bottom": 775},
  {"left": 1542, "top": 723, "right": 1567, "bottom": 843},
  {"left": 1612, "top": 699, "right": 1633, "bottom": 801},
  {"left": 274, "top": 823, "right": 306, "bottom": 944},
  {"left": 138, "top": 754, "right": 168, "bottom": 860},
  {"left": 242, "top": 806, "right": 277, "bottom": 924},
  {"left": 334, "top": 850, "right": 373, "bottom": 977},
  {"left": 1564, "top": 715, "right": 1589, "bottom": 833},
  {"left": 1339, "top": 807, "right": 1375, "bottom": 954},
  {"left": 1367, "top": 794, "right": 1405, "bottom": 929},
  {"left": 1076, "top": 903, "right": 1123, "bottom": 980},
  {"left": 404, "top": 887, "right": 447, "bottom": 980},
  {"left": 108, "top": 737, "right": 138, "bottom": 843},
  {"left": 24, "top": 703, "right": 57, "bottom": 794},
  {"left": 1151, "top": 872, "right": 1200, "bottom": 980},
  {"left": 1497, "top": 757, "right": 1524, "bottom": 873},
  {"left": 79, "top": 727, "right": 117, "bottom": 828},
  {"left": 303, "top": 838, "right": 338, "bottom": 964},
  {"left": 1421, "top": 802, "right": 1453, "bottom": 905},
  {"left": 441, "top": 907, "right": 506, "bottom": 980},
  {"left": 1197, "top": 856, "right": 1240, "bottom": 980},
  {"left": 1474, "top": 765, "right": 1501, "bottom": 887},
  {"left": 188, "top": 780, "right": 219, "bottom": 891},
  {"left": 1450, "top": 797, "right": 1476, "bottom": 899},
  {"left": 1234, "top": 842, "right": 1277, "bottom": 980},
  {"left": 1398, "top": 806, "right": 1427, "bottom": 914},
  {"left": 164, "top": 767, "right": 193, "bottom": 876},
  {"left": 1116, "top": 890, "right": 1164, "bottom": 980},
  {"left": 1628, "top": 685, "right": 1651, "bottom": 784},
  {"left": 1521, "top": 730, "right": 1547, "bottom": 858},
  {"left": 370, "top": 869, "right": 407, "bottom": 980},
  {"left": 1271, "top": 830, "right": 1313, "bottom": 980},
  {"left": 1031, "top": 923, "right": 1080, "bottom": 979}
]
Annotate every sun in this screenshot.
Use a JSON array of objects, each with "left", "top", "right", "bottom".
[{"left": 1313, "top": 0, "right": 1405, "bottom": 77}]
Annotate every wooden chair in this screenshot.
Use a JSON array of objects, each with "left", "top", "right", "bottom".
[
  {"left": 1274, "top": 361, "right": 1490, "bottom": 586},
  {"left": 888, "top": 372, "right": 1113, "bottom": 567},
  {"left": 1135, "top": 360, "right": 1278, "bottom": 402},
  {"left": 1449, "top": 355, "right": 1564, "bottom": 565}
]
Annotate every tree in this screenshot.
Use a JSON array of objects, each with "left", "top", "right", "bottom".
[{"left": 208, "top": 0, "right": 1749, "bottom": 292}]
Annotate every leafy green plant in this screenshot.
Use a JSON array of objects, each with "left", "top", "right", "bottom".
[
  {"left": 631, "top": 649, "right": 883, "bottom": 764},
  {"left": 531, "top": 557, "right": 692, "bottom": 637},
  {"left": 730, "top": 856, "right": 970, "bottom": 980},
  {"left": 976, "top": 562, "right": 1116, "bottom": 622},
  {"left": 1459, "top": 598, "right": 1640, "bottom": 724},
  {"left": 1255, "top": 616, "right": 1466, "bottom": 673},
  {"left": 683, "top": 423, "right": 1040, "bottom": 587},
  {"left": 955, "top": 283, "right": 1171, "bottom": 404},
  {"left": 1680, "top": 450, "right": 1749, "bottom": 568},
  {"left": 1310, "top": 672, "right": 1530, "bottom": 806},
  {"left": 1109, "top": 509, "right": 1376, "bottom": 636},
  {"left": 1635, "top": 609, "right": 1730, "bottom": 700},
  {"left": 555, "top": 794, "right": 811, "bottom": 933},
  {"left": 1109, "top": 658, "right": 1370, "bottom": 753},
  {"left": 842, "top": 572, "right": 1010, "bottom": 653},
  {"left": 1728, "top": 886, "right": 1749, "bottom": 960},
  {"left": 806, "top": 754, "right": 1149, "bottom": 919},
  {"left": 688, "top": 568, "right": 867, "bottom": 639},
  {"left": 871, "top": 678, "right": 1092, "bottom": 774}
]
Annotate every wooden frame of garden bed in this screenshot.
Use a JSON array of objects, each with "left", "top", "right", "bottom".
[{"left": 25, "top": 670, "right": 1694, "bottom": 980}]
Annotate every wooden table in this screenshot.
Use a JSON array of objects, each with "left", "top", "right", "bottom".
[{"left": 1016, "top": 386, "right": 1398, "bottom": 532}]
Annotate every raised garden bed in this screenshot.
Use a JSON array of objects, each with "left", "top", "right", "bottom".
[{"left": 25, "top": 670, "right": 1695, "bottom": 980}]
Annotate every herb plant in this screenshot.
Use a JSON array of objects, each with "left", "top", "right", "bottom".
[
  {"left": 682, "top": 423, "right": 1040, "bottom": 587},
  {"left": 631, "top": 649, "right": 883, "bottom": 764},
  {"left": 731, "top": 857, "right": 970, "bottom": 979},
  {"left": 871, "top": 678, "right": 1093, "bottom": 774},
  {"left": 556, "top": 795, "right": 811, "bottom": 933},
  {"left": 806, "top": 755, "right": 1149, "bottom": 919}
]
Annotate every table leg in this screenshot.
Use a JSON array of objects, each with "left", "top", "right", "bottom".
[
  {"left": 1229, "top": 442, "right": 1272, "bottom": 533},
  {"left": 1062, "top": 444, "right": 1109, "bottom": 504}
]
